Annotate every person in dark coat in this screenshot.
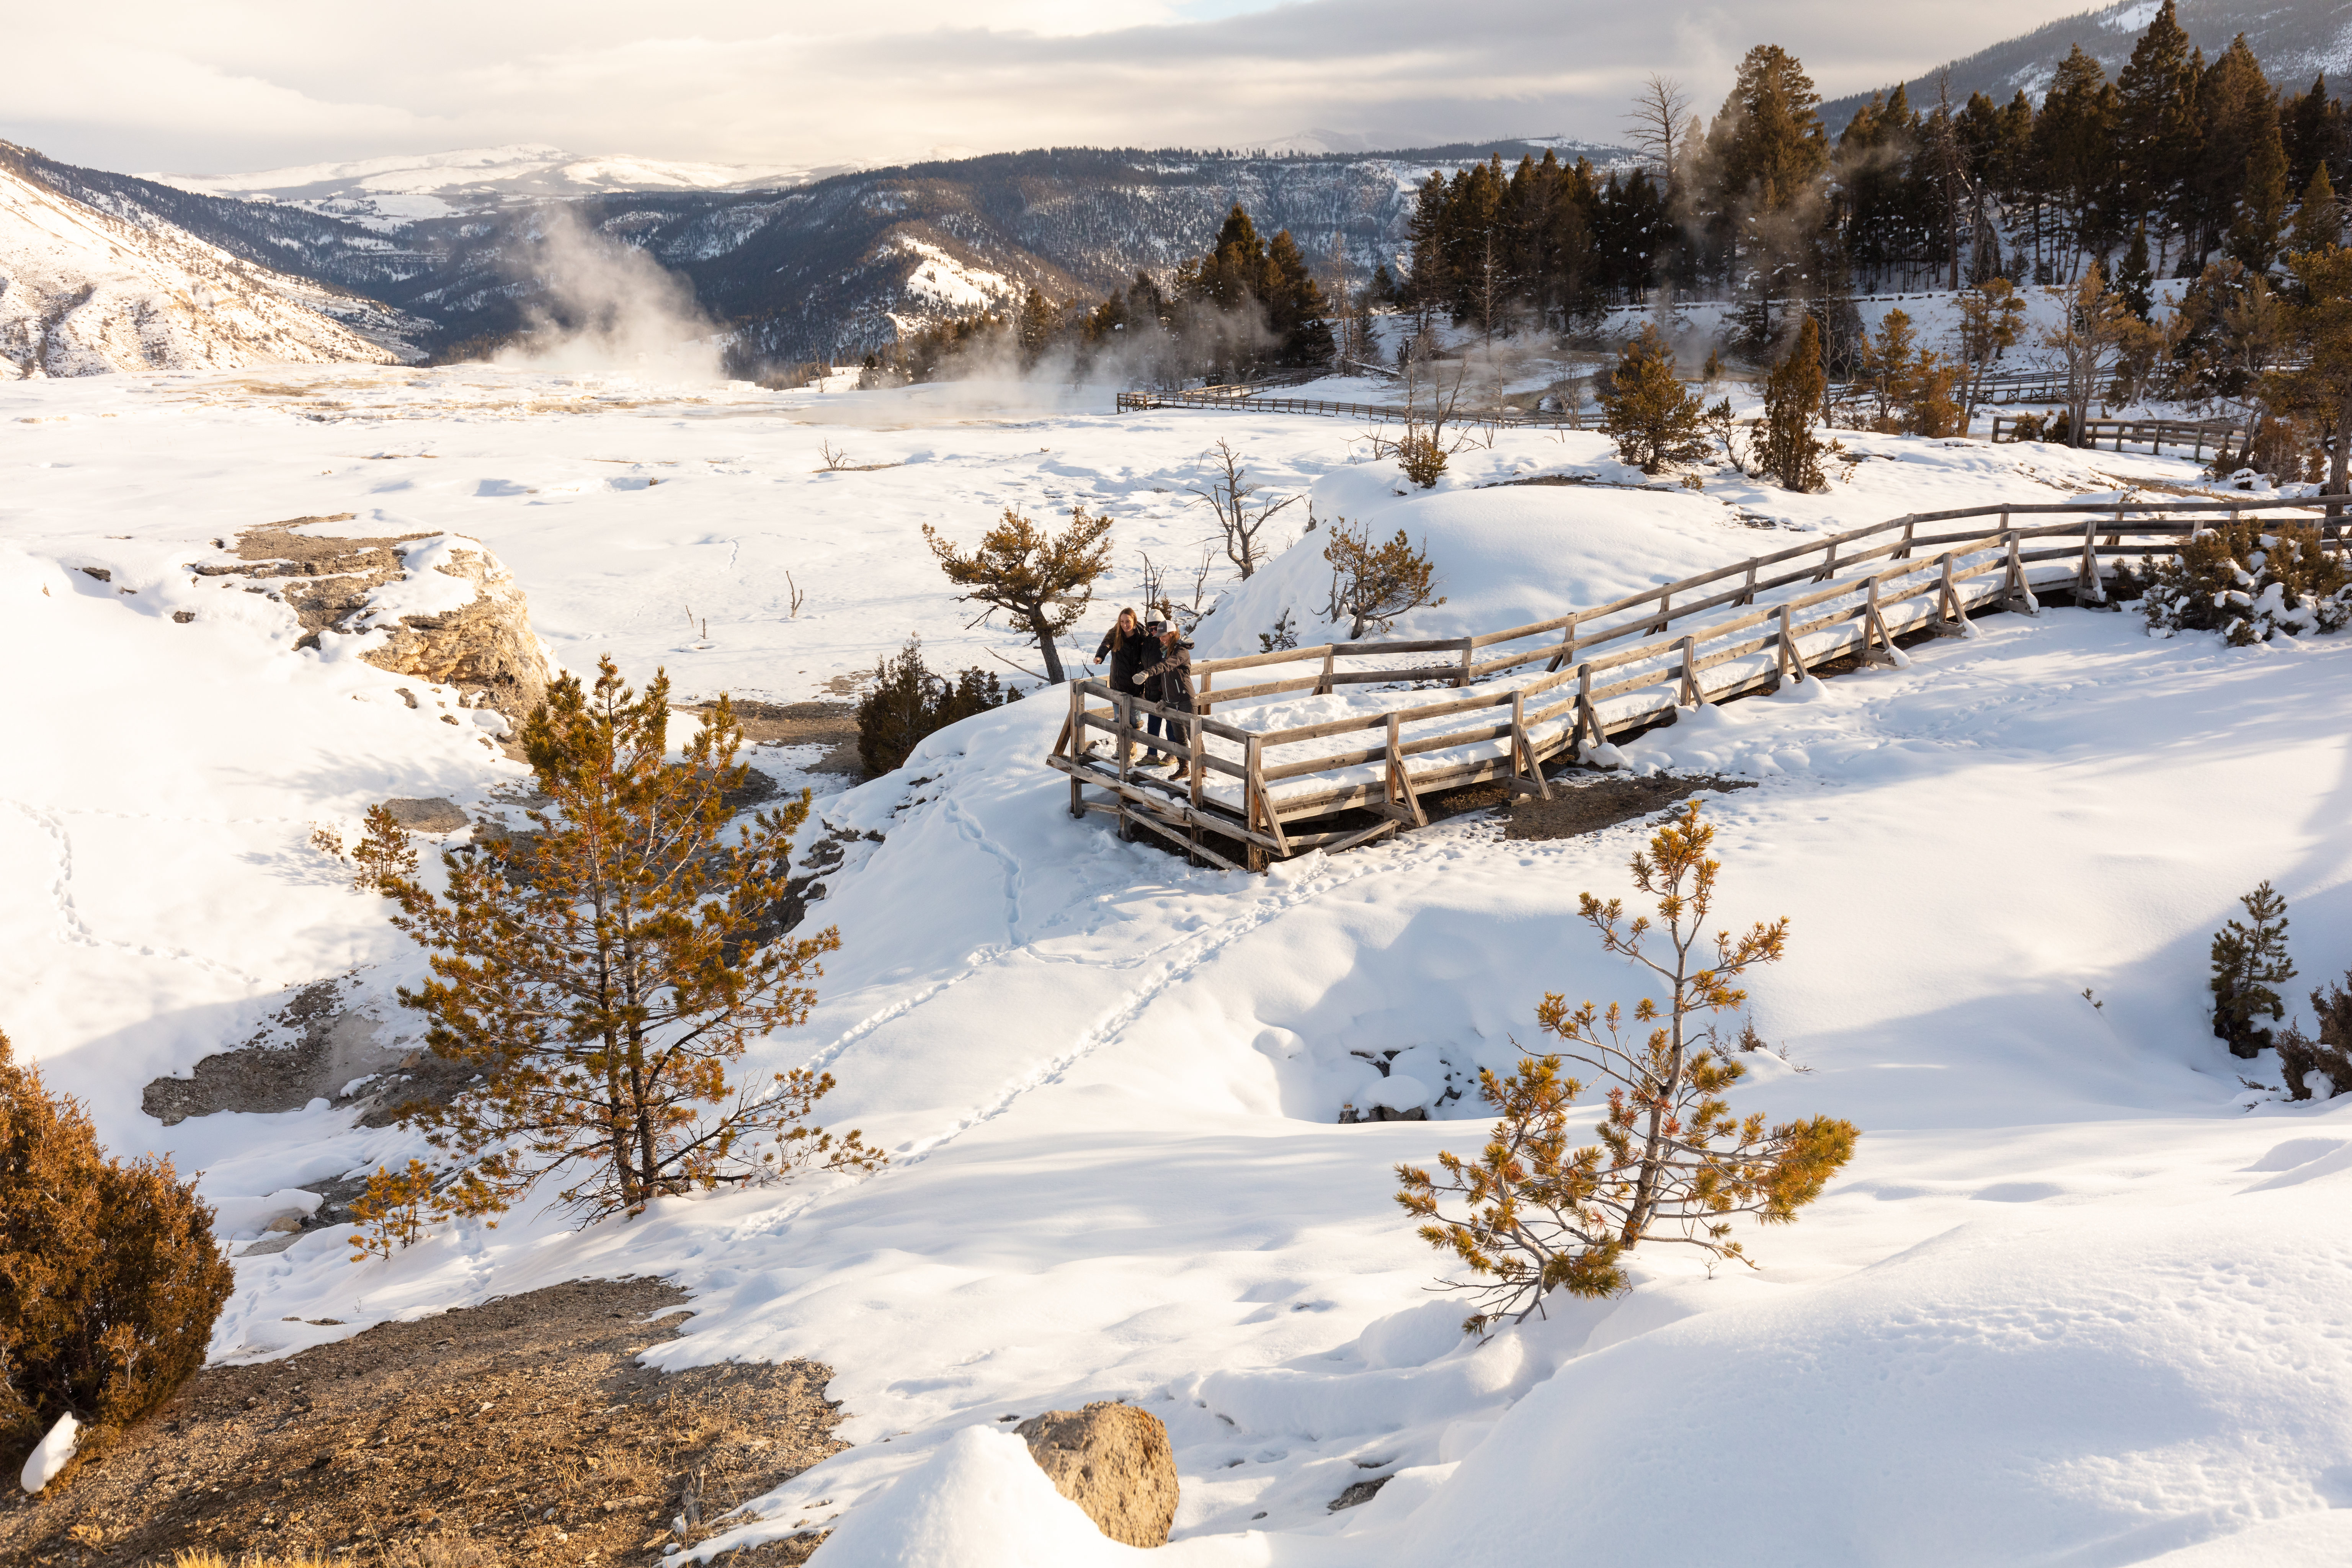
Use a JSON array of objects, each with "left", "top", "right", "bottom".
[
  {"left": 1093, "top": 607, "right": 1158, "bottom": 760},
  {"left": 1133, "top": 624, "right": 1195, "bottom": 771}
]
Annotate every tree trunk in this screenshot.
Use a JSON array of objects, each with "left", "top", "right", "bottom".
[{"left": 1029, "top": 609, "right": 1068, "bottom": 684}]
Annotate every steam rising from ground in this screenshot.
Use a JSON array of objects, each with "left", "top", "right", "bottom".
[{"left": 492, "top": 209, "right": 724, "bottom": 381}]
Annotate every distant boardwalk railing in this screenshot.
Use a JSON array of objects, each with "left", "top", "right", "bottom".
[
  {"left": 1114, "top": 388, "right": 1577, "bottom": 427},
  {"left": 1988, "top": 412, "right": 2254, "bottom": 461},
  {"left": 1047, "top": 495, "right": 2347, "bottom": 871}
]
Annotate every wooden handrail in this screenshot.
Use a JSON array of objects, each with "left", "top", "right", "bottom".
[{"left": 1059, "top": 492, "right": 2348, "bottom": 867}]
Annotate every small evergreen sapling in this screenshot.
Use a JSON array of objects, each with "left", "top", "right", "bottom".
[
  {"left": 1396, "top": 804, "right": 1858, "bottom": 1334},
  {"left": 1758, "top": 314, "right": 1827, "bottom": 492},
  {"left": 1598, "top": 325, "right": 1710, "bottom": 475},
  {"left": 2278, "top": 974, "right": 2352, "bottom": 1100},
  {"left": 357, "top": 657, "right": 883, "bottom": 1225},
  {"left": 1321, "top": 520, "right": 1445, "bottom": 638},
  {"left": 2210, "top": 880, "right": 2295, "bottom": 1059},
  {"left": 348, "top": 1160, "right": 451, "bottom": 1262}
]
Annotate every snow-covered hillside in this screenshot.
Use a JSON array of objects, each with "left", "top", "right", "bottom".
[
  {"left": 6, "top": 364, "right": 2352, "bottom": 1566},
  {"left": 0, "top": 164, "right": 407, "bottom": 378},
  {"left": 150, "top": 145, "right": 843, "bottom": 230}
]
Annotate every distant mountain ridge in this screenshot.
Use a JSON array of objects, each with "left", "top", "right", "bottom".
[
  {"left": 1822, "top": 0, "right": 2352, "bottom": 129},
  {"left": 8, "top": 137, "right": 1639, "bottom": 369},
  {"left": 145, "top": 144, "right": 852, "bottom": 231}
]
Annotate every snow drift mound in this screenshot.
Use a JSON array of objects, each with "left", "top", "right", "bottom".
[
  {"left": 0, "top": 162, "right": 401, "bottom": 379},
  {"left": 1194, "top": 474, "right": 1761, "bottom": 659},
  {"left": 1395, "top": 1173, "right": 2352, "bottom": 1568}
]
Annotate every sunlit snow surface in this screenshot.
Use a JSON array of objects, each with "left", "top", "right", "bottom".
[{"left": 6, "top": 364, "right": 2352, "bottom": 1567}]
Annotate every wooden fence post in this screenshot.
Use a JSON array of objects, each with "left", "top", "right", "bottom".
[
  {"left": 1896, "top": 516, "right": 1917, "bottom": 561},
  {"left": 1317, "top": 644, "right": 1335, "bottom": 696},
  {"left": 1739, "top": 560, "right": 1758, "bottom": 605},
  {"left": 1384, "top": 712, "right": 1428, "bottom": 828},
  {"left": 2003, "top": 526, "right": 2038, "bottom": 615},
  {"left": 1067, "top": 682, "right": 1085, "bottom": 817},
  {"left": 1862, "top": 577, "right": 1897, "bottom": 666},
  {"left": 1456, "top": 637, "right": 1474, "bottom": 688},
  {"left": 1935, "top": 552, "right": 1966, "bottom": 635},
  {"left": 1678, "top": 635, "right": 1701, "bottom": 705},
  {"left": 1777, "top": 602, "right": 1803, "bottom": 683},
  {"left": 1575, "top": 661, "right": 1600, "bottom": 746},
  {"left": 1510, "top": 689, "right": 1551, "bottom": 799},
  {"left": 1815, "top": 538, "right": 1840, "bottom": 583},
  {"left": 1546, "top": 612, "right": 1580, "bottom": 672}
]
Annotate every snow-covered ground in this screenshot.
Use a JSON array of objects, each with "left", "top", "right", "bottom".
[{"left": 7, "top": 363, "right": 2352, "bottom": 1566}]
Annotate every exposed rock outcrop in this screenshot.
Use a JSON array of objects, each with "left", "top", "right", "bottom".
[
  {"left": 195, "top": 517, "right": 551, "bottom": 722},
  {"left": 1014, "top": 1401, "right": 1179, "bottom": 1547},
  {"left": 140, "top": 976, "right": 471, "bottom": 1130}
]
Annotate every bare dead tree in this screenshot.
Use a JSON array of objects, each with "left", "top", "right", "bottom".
[
  {"left": 1138, "top": 545, "right": 1218, "bottom": 633},
  {"left": 1187, "top": 439, "right": 1301, "bottom": 580},
  {"left": 818, "top": 439, "right": 851, "bottom": 471},
  {"left": 1624, "top": 75, "right": 1691, "bottom": 181}
]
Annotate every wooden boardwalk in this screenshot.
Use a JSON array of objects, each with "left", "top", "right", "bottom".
[
  {"left": 1114, "top": 387, "right": 1576, "bottom": 427},
  {"left": 1046, "top": 496, "right": 2345, "bottom": 871}
]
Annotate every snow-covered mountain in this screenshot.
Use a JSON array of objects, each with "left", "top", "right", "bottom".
[
  {"left": 11, "top": 136, "right": 1639, "bottom": 366},
  {"left": 1824, "top": 0, "right": 2352, "bottom": 129},
  {"left": 147, "top": 144, "right": 848, "bottom": 230},
  {"left": 0, "top": 157, "right": 413, "bottom": 379}
]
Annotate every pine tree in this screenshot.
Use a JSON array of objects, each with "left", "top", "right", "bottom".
[
  {"left": 2210, "top": 881, "right": 2295, "bottom": 1058},
  {"left": 2227, "top": 116, "right": 2292, "bottom": 271},
  {"left": 2115, "top": 0, "right": 2201, "bottom": 255},
  {"left": 1395, "top": 803, "right": 1857, "bottom": 1334},
  {"left": 1, "top": 1031, "right": 232, "bottom": 1486},
  {"left": 2118, "top": 222, "right": 2155, "bottom": 318},
  {"left": 2197, "top": 36, "right": 2277, "bottom": 257},
  {"left": 360, "top": 665, "right": 880, "bottom": 1224},
  {"left": 2269, "top": 245, "right": 2352, "bottom": 497},
  {"left": 2290, "top": 162, "right": 2341, "bottom": 255},
  {"left": 923, "top": 505, "right": 1114, "bottom": 684},
  {"left": 1758, "top": 313, "right": 1826, "bottom": 492},
  {"left": 1598, "top": 324, "right": 1710, "bottom": 474},
  {"left": 1016, "top": 287, "right": 1057, "bottom": 367},
  {"left": 1320, "top": 521, "right": 1445, "bottom": 638}
]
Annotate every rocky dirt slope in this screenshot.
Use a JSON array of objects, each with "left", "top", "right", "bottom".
[{"left": 0, "top": 1279, "right": 842, "bottom": 1568}]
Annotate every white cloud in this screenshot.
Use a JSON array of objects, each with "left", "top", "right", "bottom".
[{"left": 7, "top": 0, "right": 2097, "bottom": 176}]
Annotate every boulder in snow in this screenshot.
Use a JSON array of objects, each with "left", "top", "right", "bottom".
[{"left": 1013, "top": 1401, "right": 1179, "bottom": 1547}]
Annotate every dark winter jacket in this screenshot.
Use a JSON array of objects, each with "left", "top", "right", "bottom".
[
  {"left": 1135, "top": 639, "right": 1196, "bottom": 710},
  {"left": 1095, "top": 625, "right": 1147, "bottom": 695}
]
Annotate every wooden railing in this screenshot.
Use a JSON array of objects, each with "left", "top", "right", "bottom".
[
  {"left": 1988, "top": 412, "right": 2252, "bottom": 460},
  {"left": 1114, "top": 388, "right": 1576, "bottom": 427},
  {"left": 1047, "top": 495, "right": 2345, "bottom": 871}
]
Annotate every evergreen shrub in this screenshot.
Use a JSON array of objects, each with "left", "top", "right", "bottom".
[
  {"left": 857, "top": 637, "right": 1016, "bottom": 777},
  {"left": 0, "top": 1030, "right": 232, "bottom": 1489},
  {"left": 2130, "top": 518, "right": 2350, "bottom": 644}
]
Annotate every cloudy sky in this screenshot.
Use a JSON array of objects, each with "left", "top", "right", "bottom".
[{"left": 11, "top": 0, "right": 2100, "bottom": 178}]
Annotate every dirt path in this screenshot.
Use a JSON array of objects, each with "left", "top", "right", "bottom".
[{"left": 1, "top": 1279, "right": 840, "bottom": 1568}]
